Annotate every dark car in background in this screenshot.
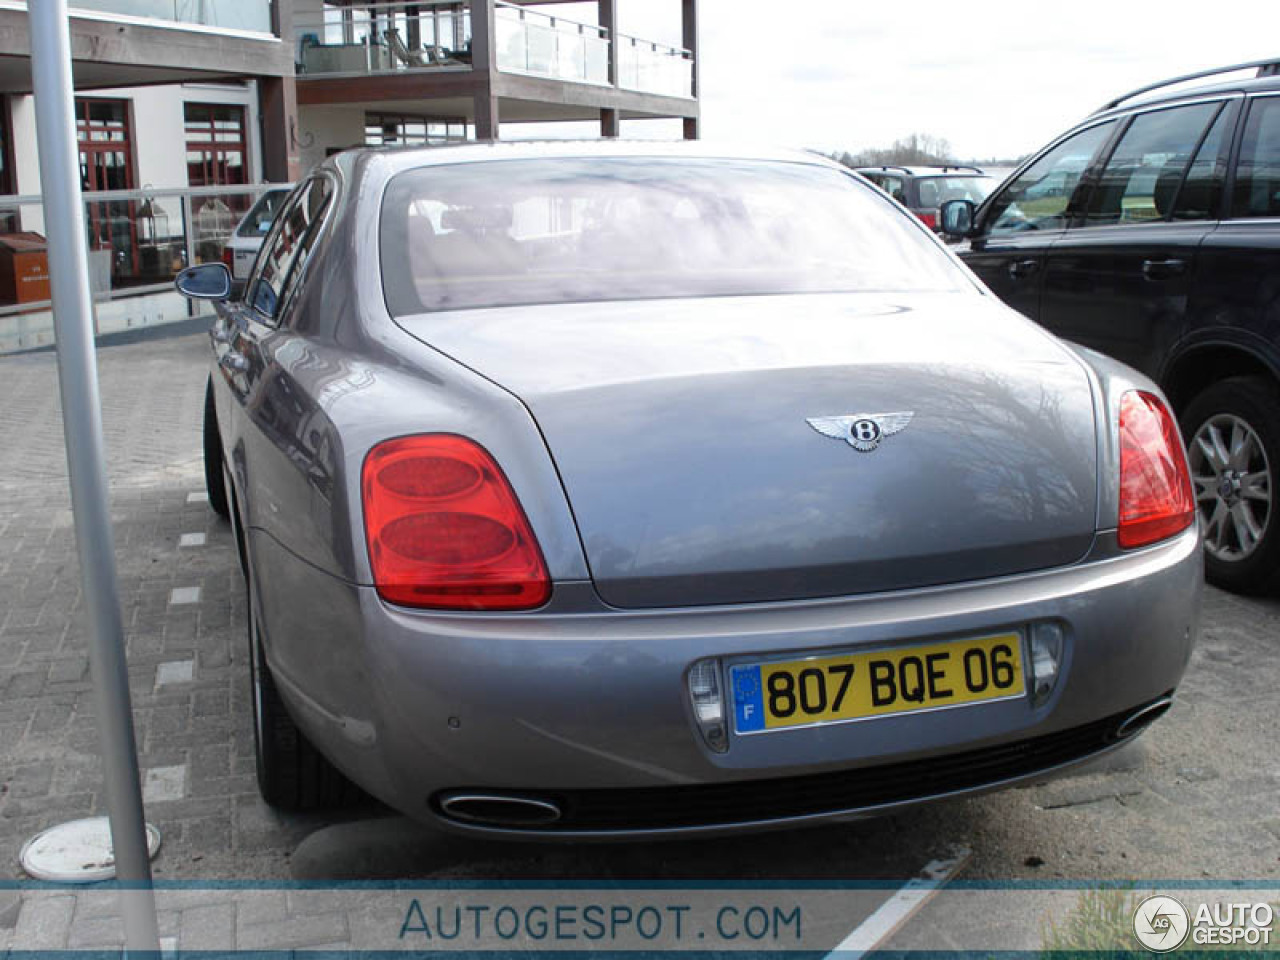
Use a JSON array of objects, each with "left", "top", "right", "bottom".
[
  {"left": 856, "top": 165, "right": 996, "bottom": 231},
  {"left": 942, "top": 58, "right": 1280, "bottom": 594}
]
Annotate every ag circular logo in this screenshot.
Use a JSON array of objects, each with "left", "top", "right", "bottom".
[
  {"left": 851, "top": 419, "right": 881, "bottom": 444},
  {"left": 1133, "top": 895, "right": 1190, "bottom": 952}
]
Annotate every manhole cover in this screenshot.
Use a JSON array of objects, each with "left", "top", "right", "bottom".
[{"left": 19, "top": 817, "right": 161, "bottom": 882}]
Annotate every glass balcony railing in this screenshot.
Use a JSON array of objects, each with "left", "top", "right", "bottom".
[
  {"left": 495, "top": 2, "right": 608, "bottom": 86},
  {"left": 67, "top": 0, "right": 274, "bottom": 34},
  {"left": 617, "top": 33, "right": 694, "bottom": 99},
  {"left": 0, "top": 183, "right": 281, "bottom": 353},
  {"left": 289, "top": 0, "right": 693, "bottom": 99},
  {"left": 293, "top": 1, "right": 472, "bottom": 76}
]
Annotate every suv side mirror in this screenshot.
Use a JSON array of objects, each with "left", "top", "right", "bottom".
[
  {"left": 175, "top": 263, "right": 231, "bottom": 301},
  {"left": 940, "top": 199, "right": 976, "bottom": 238}
]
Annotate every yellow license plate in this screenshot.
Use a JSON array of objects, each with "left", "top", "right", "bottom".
[{"left": 730, "top": 633, "right": 1025, "bottom": 733}]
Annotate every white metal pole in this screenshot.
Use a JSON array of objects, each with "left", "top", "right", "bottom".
[{"left": 28, "top": 2, "right": 160, "bottom": 953}]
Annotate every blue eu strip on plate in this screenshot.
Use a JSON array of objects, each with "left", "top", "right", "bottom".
[{"left": 732, "top": 664, "right": 765, "bottom": 732}]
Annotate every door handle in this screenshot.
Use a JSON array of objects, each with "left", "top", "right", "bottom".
[
  {"left": 219, "top": 351, "right": 249, "bottom": 374},
  {"left": 1142, "top": 258, "right": 1187, "bottom": 280},
  {"left": 1008, "top": 258, "right": 1039, "bottom": 280}
]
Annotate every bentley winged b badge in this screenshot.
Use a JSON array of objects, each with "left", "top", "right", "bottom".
[{"left": 806, "top": 412, "right": 915, "bottom": 452}]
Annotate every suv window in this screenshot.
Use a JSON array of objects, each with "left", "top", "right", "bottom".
[
  {"left": 864, "top": 174, "right": 906, "bottom": 203},
  {"left": 1172, "top": 106, "right": 1231, "bottom": 221},
  {"left": 247, "top": 178, "right": 334, "bottom": 322},
  {"left": 1084, "top": 102, "right": 1222, "bottom": 226},
  {"left": 985, "top": 121, "right": 1116, "bottom": 235},
  {"left": 1232, "top": 96, "right": 1280, "bottom": 218},
  {"left": 918, "top": 176, "right": 992, "bottom": 208}
]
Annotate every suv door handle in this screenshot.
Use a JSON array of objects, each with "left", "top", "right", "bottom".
[
  {"left": 1008, "top": 258, "right": 1039, "bottom": 279},
  {"left": 1142, "top": 258, "right": 1187, "bottom": 280}
]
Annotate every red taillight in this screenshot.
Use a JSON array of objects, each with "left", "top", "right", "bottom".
[
  {"left": 1117, "top": 391, "right": 1195, "bottom": 549},
  {"left": 917, "top": 211, "right": 938, "bottom": 229},
  {"left": 221, "top": 247, "right": 234, "bottom": 268},
  {"left": 361, "top": 435, "right": 551, "bottom": 610}
]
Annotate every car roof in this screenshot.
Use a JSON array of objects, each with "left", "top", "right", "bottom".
[
  {"left": 853, "top": 166, "right": 987, "bottom": 177},
  {"left": 1090, "top": 59, "right": 1280, "bottom": 119},
  {"left": 334, "top": 139, "right": 846, "bottom": 180}
]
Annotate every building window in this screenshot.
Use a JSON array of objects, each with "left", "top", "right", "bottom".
[
  {"left": 76, "top": 98, "right": 143, "bottom": 288},
  {"left": 185, "top": 103, "right": 251, "bottom": 266},
  {"left": 364, "top": 113, "right": 467, "bottom": 147},
  {"left": 185, "top": 103, "right": 248, "bottom": 187},
  {"left": 0, "top": 98, "right": 13, "bottom": 197}
]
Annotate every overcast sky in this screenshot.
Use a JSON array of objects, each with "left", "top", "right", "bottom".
[{"left": 536, "top": 0, "right": 1278, "bottom": 161}]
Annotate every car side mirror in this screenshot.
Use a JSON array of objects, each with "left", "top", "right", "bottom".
[
  {"left": 940, "top": 199, "right": 977, "bottom": 238},
  {"left": 175, "top": 263, "right": 231, "bottom": 301}
]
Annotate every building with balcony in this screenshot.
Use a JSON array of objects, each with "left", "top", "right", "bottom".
[
  {"left": 0, "top": 0, "right": 700, "bottom": 351},
  {"left": 291, "top": 0, "right": 699, "bottom": 167}
]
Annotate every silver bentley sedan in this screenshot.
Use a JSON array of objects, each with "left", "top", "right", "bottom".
[{"left": 176, "top": 141, "right": 1202, "bottom": 839}]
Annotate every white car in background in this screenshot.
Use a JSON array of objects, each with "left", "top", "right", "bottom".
[{"left": 221, "top": 187, "right": 291, "bottom": 280}]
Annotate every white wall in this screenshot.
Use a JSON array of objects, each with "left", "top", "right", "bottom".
[{"left": 298, "top": 104, "right": 366, "bottom": 172}]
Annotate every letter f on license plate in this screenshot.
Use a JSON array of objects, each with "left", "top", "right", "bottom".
[{"left": 731, "top": 633, "right": 1025, "bottom": 733}]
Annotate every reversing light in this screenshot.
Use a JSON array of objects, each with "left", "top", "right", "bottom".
[
  {"left": 687, "top": 659, "right": 728, "bottom": 754},
  {"left": 361, "top": 435, "right": 550, "bottom": 610},
  {"left": 1117, "top": 391, "right": 1195, "bottom": 549},
  {"left": 1029, "top": 622, "right": 1064, "bottom": 707}
]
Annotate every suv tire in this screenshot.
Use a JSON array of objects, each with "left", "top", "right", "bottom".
[{"left": 1182, "top": 376, "right": 1280, "bottom": 594}]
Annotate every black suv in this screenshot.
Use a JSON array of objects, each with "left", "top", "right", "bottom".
[
  {"left": 856, "top": 165, "right": 995, "bottom": 230},
  {"left": 942, "top": 58, "right": 1280, "bottom": 593}
]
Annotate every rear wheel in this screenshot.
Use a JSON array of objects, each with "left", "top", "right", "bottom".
[
  {"left": 1182, "top": 377, "right": 1280, "bottom": 594},
  {"left": 202, "top": 379, "right": 230, "bottom": 520},
  {"left": 247, "top": 568, "right": 364, "bottom": 811}
]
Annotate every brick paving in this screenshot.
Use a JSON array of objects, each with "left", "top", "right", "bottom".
[
  {"left": 0, "top": 332, "right": 1278, "bottom": 951},
  {"left": 0, "top": 335, "right": 329, "bottom": 886}
]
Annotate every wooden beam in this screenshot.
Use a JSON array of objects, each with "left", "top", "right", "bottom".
[{"left": 295, "top": 69, "right": 482, "bottom": 105}]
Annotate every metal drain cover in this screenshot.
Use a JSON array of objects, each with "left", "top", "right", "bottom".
[{"left": 19, "top": 817, "right": 161, "bottom": 882}]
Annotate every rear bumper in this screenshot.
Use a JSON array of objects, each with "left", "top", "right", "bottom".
[{"left": 252, "top": 525, "right": 1202, "bottom": 838}]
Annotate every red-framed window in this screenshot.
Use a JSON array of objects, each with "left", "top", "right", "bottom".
[
  {"left": 76, "top": 98, "right": 141, "bottom": 286},
  {"left": 184, "top": 103, "right": 249, "bottom": 188}
]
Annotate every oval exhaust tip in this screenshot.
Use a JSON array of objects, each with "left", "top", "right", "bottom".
[
  {"left": 438, "top": 793, "right": 562, "bottom": 827},
  {"left": 1114, "top": 696, "right": 1173, "bottom": 740}
]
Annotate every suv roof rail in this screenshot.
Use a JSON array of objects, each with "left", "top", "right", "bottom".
[
  {"left": 1098, "top": 56, "right": 1280, "bottom": 113},
  {"left": 936, "top": 165, "right": 984, "bottom": 174},
  {"left": 858, "top": 164, "right": 913, "bottom": 175}
]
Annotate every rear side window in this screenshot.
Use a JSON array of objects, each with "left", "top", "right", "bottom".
[
  {"left": 985, "top": 121, "right": 1116, "bottom": 235},
  {"left": 1084, "top": 102, "right": 1221, "bottom": 226},
  {"left": 380, "top": 157, "right": 971, "bottom": 316},
  {"left": 1232, "top": 97, "right": 1280, "bottom": 218},
  {"left": 1172, "top": 106, "right": 1231, "bottom": 221},
  {"left": 248, "top": 178, "right": 333, "bottom": 322}
]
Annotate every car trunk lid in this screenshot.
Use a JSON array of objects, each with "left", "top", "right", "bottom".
[{"left": 397, "top": 292, "right": 1099, "bottom": 608}]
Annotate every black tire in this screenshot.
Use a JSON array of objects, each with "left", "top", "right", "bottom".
[
  {"left": 247, "top": 567, "right": 365, "bottom": 811},
  {"left": 1181, "top": 376, "right": 1280, "bottom": 594},
  {"left": 203, "top": 379, "right": 230, "bottom": 520}
]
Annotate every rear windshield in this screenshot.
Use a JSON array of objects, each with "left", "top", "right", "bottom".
[
  {"left": 380, "top": 157, "right": 970, "bottom": 316},
  {"left": 236, "top": 189, "right": 289, "bottom": 238},
  {"left": 914, "top": 176, "right": 995, "bottom": 209}
]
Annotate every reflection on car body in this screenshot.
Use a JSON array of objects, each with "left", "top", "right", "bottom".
[{"left": 177, "top": 141, "right": 1201, "bottom": 838}]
